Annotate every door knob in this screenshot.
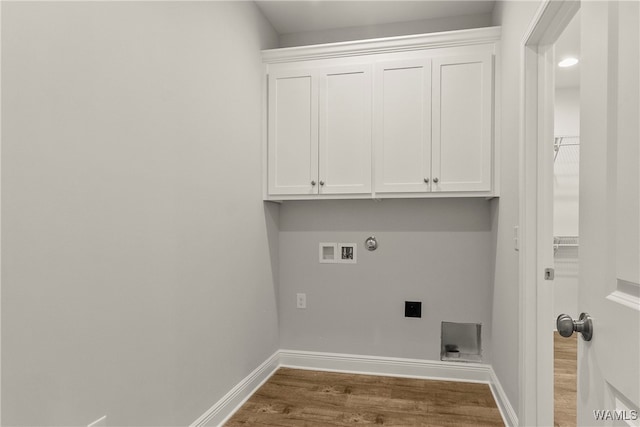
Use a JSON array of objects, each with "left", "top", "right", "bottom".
[{"left": 556, "top": 312, "right": 593, "bottom": 341}]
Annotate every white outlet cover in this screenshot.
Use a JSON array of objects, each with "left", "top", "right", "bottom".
[
  {"left": 296, "top": 293, "right": 306, "bottom": 309},
  {"left": 319, "top": 243, "right": 338, "bottom": 263},
  {"left": 338, "top": 243, "right": 357, "bottom": 264}
]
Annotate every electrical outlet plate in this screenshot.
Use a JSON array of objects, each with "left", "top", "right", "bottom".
[
  {"left": 296, "top": 293, "right": 306, "bottom": 309},
  {"left": 338, "top": 243, "right": 357, "bottom": 264}
]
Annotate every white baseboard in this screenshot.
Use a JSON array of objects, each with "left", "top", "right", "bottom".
[
  {"left": 192, "top": 350, "right": 517, "bottom": 427},
  {"left": 190, "top": 351, "right": 280, "bottom": 427},
  {"left": 279, "top": 349, "right": 493, "bottom": 383},
  {"left": 489, "top": 366, "right": 519, "bottom": 427}
]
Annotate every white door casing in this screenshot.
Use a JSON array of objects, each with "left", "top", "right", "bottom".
[{"left": 521, "top": 1, "right": 581, "bottom": 424}]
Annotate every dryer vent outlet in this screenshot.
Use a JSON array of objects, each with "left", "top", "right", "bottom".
[{"left": 440, "top": 321, "right": 482, "bottom": 362}]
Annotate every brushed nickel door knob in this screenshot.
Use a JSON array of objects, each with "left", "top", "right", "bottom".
[{"left": 556, "top": 313, "right": 593, "bottom": 341}]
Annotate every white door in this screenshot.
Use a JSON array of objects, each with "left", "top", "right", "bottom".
[
  {"left": 318, "top": 65, "right": 372, "bottom": 194},
  {"left": 575, "top": 2, "right": 639, "bottom": 425},
  {"left": 373, "top": 58, "right": 432, "bottom": 193},
  {"left": 267, "top": 68, "right": 319, "bottom": 196},
  {"left": 432, "top": 53, "right": 492, "bottom": 192}
]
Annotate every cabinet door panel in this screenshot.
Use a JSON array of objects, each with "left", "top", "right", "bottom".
[
  {"left": 374, "top": 59, "right": 432, "bottom": 193},
  {"left": 268, "top": 70, "right": 319, "bottom": 195},
  {"left": 432, "top": 54, "right": 492, "bottom": 192},
  {"left": 319, "top": 65, "right": 372, "bottom": 194}
]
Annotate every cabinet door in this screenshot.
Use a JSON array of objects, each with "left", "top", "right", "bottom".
[
  {"left": 432, "top": 53, "right": 493, "bottom": 192},
  {"left": 374, "top": 59, "right": 432, "bottom": 193},
  {"left": 267, "top": 69, "right": 319, "bottom": 195},
  {"left": 318, "top": 65, "right": 372, "bottom": 194}
]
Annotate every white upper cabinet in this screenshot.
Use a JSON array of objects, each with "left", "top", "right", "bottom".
[
  {"left": 319, "top": 65, "right": 372, "bottom": 195},
  {"left": 267, "top": 64, "right": 372, "bottom": 197},
  {"left": 432, "top": 53, "right": 493, "bottom": 192},
  {"left": 263, "top": 27, "right": 500, "bottom": 200},
  {"left": 267, "top": 69, "right": 318, "bottom": 195},
  {"left": 374, "top": 59, "right": 432, "bottom": 193}
]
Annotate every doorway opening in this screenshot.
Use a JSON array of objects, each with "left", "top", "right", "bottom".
[
  {"left": 519, "top": 1, "right": 581, "bottom": 425},
  {"left": 552, "top": 10, "right": 580, "bottom": 427},
  {"left": 522, "top": 2, "right": 639, "bottom": 426}
]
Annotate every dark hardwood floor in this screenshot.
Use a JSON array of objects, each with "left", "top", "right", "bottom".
[{"left": 226, "top": 367, "right": 504, "bottom": 426}]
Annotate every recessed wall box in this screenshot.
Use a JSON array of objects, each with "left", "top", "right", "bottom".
[
  {"left": 319, "top": 243, "right": 338, "bottom": 263},
  {"left": 338, "top": 243, "right": 357, "bottom": 264},
  {"left": 405, "top": 301, "right": 422, "bottom": 318},
  {"left": 441, "top": 321, "right": 482, "bottom": 362}
]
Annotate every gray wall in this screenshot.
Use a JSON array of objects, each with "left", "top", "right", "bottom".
[
  {"left": 274, "top": 10, "right": 497, "bottom": 366},
  {"left": 279, "top": 13, "right": 493, "bottom": 47},
  {"left": 278, "top": 199, "right": 494, "bottom": 362},
  {"left": 1, "top": 2, "right": 279, "bottom": 426},
  {"left": 490, "top": 0, "right": 544, "bottom": 419}
]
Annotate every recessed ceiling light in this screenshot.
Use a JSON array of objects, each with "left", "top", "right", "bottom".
[{"left": 558, "top": 57, "right": 579, "bottom": 67}]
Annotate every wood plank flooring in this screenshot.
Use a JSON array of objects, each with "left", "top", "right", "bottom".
[
  {"left": 554, "top": 331, "right": 577, "bottom": 427},
  {"left": 226, "top": 368, "right": 504, "bottom": 426}
]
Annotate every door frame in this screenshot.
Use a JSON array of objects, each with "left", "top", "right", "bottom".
[
  {"left": 518, "top": 0, "right": 580, "bottom": 426},
  {"left": 0, "top": 1, "right": 4, "bottom": 422}
]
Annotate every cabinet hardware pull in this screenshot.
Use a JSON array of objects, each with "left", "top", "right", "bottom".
[
  {"left": 433, "top": 177, "right": 439, "bottom": 184},
  {"left": 424, "top": 178, "right": 429, "bottom": 184},
  {"left": 319, "top": 180, "right": 325, "bottom": 186},
  {"left": 311, "top": 180, "right": 316, "bottom": 186}
]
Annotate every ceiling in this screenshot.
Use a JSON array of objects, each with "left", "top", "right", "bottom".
[
  {"left": 255, "top": 1, "right": 496, "bottom": 35},
  {"left": 554, "top": 11, "right": 580, "bottom": 89}
]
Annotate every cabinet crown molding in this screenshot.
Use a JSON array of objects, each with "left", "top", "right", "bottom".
[{"left": 262, "top": 26, "right": 501, "bottom": 63}]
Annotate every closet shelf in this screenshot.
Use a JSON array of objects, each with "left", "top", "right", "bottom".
[
  {"left": 554, "top": 235, "right": 579, "bottom": 254},
  {"left": 554, "top": 136, "right": 580, "bottom": 162}
]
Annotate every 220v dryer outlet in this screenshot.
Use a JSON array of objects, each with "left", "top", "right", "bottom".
[{"left": 405, "top": 301, "right": 422, "bottom": 318}]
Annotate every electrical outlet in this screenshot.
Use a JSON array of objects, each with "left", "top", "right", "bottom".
[
  {"left": 405, "top": 301, "right": 422, "bottom": 318},
  {"left": 296, "top": 293, "right": 306, "bottom": 309}
]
